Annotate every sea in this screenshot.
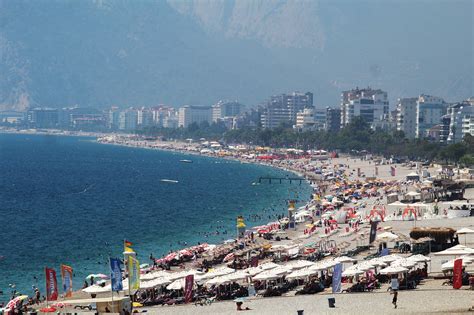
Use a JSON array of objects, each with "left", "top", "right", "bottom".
[{"left": 0, "top": 133, "right": 312, "bottom": 301}]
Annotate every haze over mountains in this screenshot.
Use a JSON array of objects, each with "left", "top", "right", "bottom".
[{"left": 0, "top": 0, "right": 472, "bottom": 111}]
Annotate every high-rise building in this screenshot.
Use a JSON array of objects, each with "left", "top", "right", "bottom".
[
  {"left": 396, "top": 97, "right": 418, "bottom": 139},
  {"left": 119, "top": 109, "right": 138, "bottom": 131},
  {"left": 212, "top": 101, "right": 244, "bottom": 122},
  {"left": 340, "top": 87, "right": 389, "bottom": 127},
  {"left": 416, "top": 94, "right": 447, "bottom": 138},
  {"left": 260, "top": 92, "right": 313, "bottom": 129},
  {"left": 295, "top": 108, "right": 316, "bottom": 131},
  {"left": 178, "top": 105, "right": 212, "bottom": 128},
  {"left": 325, "top": 107, "right": 341, "bottom": 133},
  {"left": 107, "top": 107, "right": 120, "bottom": 130},
  {"left": 447, "top": 101, "right": 474, "bottom": 143},
  {"left": 137, "top": 108, "right": 154, "bottom": 128}
]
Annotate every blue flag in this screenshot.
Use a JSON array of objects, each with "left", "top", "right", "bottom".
[
  {"left": 110, "top": 258, "right": 123, "bottom": 292},
  {"left": 332, "top": 263, "right": 342, "bottom": 293}
]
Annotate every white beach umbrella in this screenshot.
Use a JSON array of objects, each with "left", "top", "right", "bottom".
[
  {"left": 456, "top": 228, "right": 474, "bottom": 235},
  {"left": 391, "top": 259, "right": 417, "bottom": 268},
  {"left": 258, "top": 262, "right": 279, "bottom": 270},
  {"left": 286, "top": 268, "right": 318, "bottom": 280},
  {"left": 376, "top": 232, "right": 399, "bottom": 241},
  {"left": 434, "top": 245, "right": 474, "bottom": 256},
  {"left": 379, "top": 266, "right": 408, "bottom": 275},
  {"left": 441, "top": 258, "right": 473, "bottom": 271},
  {"left": 335, "top": 256, "right": 357, "bottom": 263},
  {"left": 407, "top": 254, "right": 431, "bottom": 262},
  {"left": 342, "top": 268, "right": 365, "bottom": 277},
  {"left": 284, "top": 260, "right": 315, "bottom": 270},
  {"left": 166, "top": 279, "right": 186, "bottom": 290},
  {"left": 380, "top": 254, "right": 403, "bottom": 263},
  {"left": 368, "top": 258, "right": 388, "bottom": 267},
  {"left": 82, "top": 284, "right": 111, "bottom": 294}
]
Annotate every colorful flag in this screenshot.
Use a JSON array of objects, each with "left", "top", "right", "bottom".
[
  {"left": 369, "top": 221, "right": 378, "bottom": 244},
  {"left": 332, "top": 263, "right": 342, "bottom": 293},
  {"left": 110, "top": 258, "right": 123, "bottom": 292},
  {"left": 45, "top": 267, "right": 58, "bottom": 301},
  {"left": 124, "top": 240, "right": 134, "bottom": 253},
  {"left": 184, "top": 274, "right": 194, "bottom": 303},
  {"left": 128, "top": 255, "right": 140, "bottom": 291},
  {"left": 60, "top": 264, "right": 73, "bottom": 297},
  {"left": 453, "top": 258, "right": 463, "bottom": 289}
]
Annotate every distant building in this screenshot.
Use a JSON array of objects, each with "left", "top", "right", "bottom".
[
  {"left": 178, "top": 105, "right": 212, "bottom": 128},
  {"left": 340, "top": 87, "right": 389, "bottom": 128},
  {"left": 151, "top": 106, "right": 176, "bottom": 128},
  {"left": 119, "top": 109, "right": 138, "bottom": 131},
  {"left": 261, "top": 92, "right": 313, "bottom": 129},
  {"left": 295, "top": 108, "right": 316, "bottom": 131},
  {"left": 106, "top": 108, "right": 120, "bottom": 130},
  {"left": 396, "top": 97, "right": 418, "bottom": 139},
  {"left": 27, "top": 108, "right": 59, "bottom": 128},
  {"left": 137, "top": 108, "right": 154, "bottom": 128},
  {"left": 325, "top": 107, "right": 341, "bottom": 133},
  {"left": 212, "top": 101, "right": 244, "bottom": 122},
  {"left": 416, "top": 94, "right": 447, "bottom": 138},
  {"left": 447, "top": 101, "right": 474, "bottom": 143},
  {"left": 0, "top": 111, "right": 25, "bottom": 125}
]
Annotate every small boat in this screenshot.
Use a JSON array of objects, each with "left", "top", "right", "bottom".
[
  {"left": 160, "top": 179, "right": 179, "bottom": 183},
  {"left": 179, "top": 159, "right": 193, "bottom": 163}
]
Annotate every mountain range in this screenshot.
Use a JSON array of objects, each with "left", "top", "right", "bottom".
[{"left": 0, "top": 0, "right": 472, "bottom": 111}]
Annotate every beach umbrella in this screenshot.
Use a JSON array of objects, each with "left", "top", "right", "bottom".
[
  {"left": 82, "top": 284, "right": 111, "bottom": 294},
  {"left": 335, "top": 256, "right": 357, "bottom": 263},
  {"left": 391, "top": 259, "right": 417, "bottom": 268},
  {"left": 6, "top": 295, "right": 28, "bottom": 309},
  {"left": 94, "top": 273, "right": 109, "bottom": 279},
  {"left": 39, "top": 307, "right": 57, "bottom": 313},
  {"left": 434, "top": 245, "right": 474, "bottom": 256},
  {"left": 342, "top": 268, "right": 364, "bottom": 277},
  {"left": 284, "top": 260, "right": 314, "bottom": 270},
  {"left": 258, "top": 262, "right": 279, "bottom": 270},
  {"left": 379, "top": 254, "right": 403, "bottom": 263},
  {"left": 441, "top": 258, "right": 473, "bottom": 271},
  {"left": 407, "top": 254, "right": 431, "bottom": 262},
  {"left": 376, "top": 232, "right": 399, "bottom": 242},
  {"left": 379, "top": 266, "right": 408, "bottom": 275},
  {"left": 456, "top": 228, "right": 474, "bottom": 235},
  {"left": 166, "top": 279, "right": 186, "bottom": 290}
]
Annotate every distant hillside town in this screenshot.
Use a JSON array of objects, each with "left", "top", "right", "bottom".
[{"left": 1, "top": 88, "right": 473, "bottom": 144}]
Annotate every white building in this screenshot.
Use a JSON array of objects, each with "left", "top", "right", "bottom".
[
  {"left": 178, "top": 105, "right": 212, "bottom": 128},
  {"left": 341, "top": 88, "right": 389, "bottom": 127},
  {"left": 416, "top": 94, "right": 447, "bottom": 138},
  {"left": 260, "top": 92, "right": 313, "bottom": 129},
  {"left": 137, "top": 108, "right": 154, "bottom": 127},
  {"left": 118, "top": 109, "right": 137, "bottom": 131},
  {"left": 212, "top": 101, "right": 244, "bottom": 122},
  {"left": 396, "top": 97, "right": 418, "bottom": 139},
  {"left": 447, "top": 102, "right": 474, "bottom": 143}
]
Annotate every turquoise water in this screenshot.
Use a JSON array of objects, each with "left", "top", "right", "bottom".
[{"left": 0, "top": 133, "right": 312, "bottom": 301}]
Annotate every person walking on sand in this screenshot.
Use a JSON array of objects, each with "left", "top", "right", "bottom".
[{"left": 390, "top": 275, "right": 399, "bottom": 309}]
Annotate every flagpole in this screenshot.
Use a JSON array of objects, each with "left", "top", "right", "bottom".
[{"left": 45, "top": 267, "right": 48, "bottom": 308}]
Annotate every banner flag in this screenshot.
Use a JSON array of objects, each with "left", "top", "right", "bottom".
[
  {"left": 453, "top": 258, "right": 463, "bottom": 289},
  {"left": 369, "top": 221, "right": 378, "bottom": 244},
  {"left": 60, "top": 264, "right": 73, "bottom": 297},
  {"left": 184, "top": 274, "right": 194, "bottom": 303},
  {"left": 45, "top": 267, "right": 58, "bottom": 301},
  {"left": 332, "top": 263, "right": 342, "bottom": 293},
  {"left": 124, "top": 240, "right": 134, "bottom": 253},
  {"left": 128, "top": 255, "right": 140, "bottom": 291},
  {"left": 110, "top": 258, "right": 123, "bottom": 292}
]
